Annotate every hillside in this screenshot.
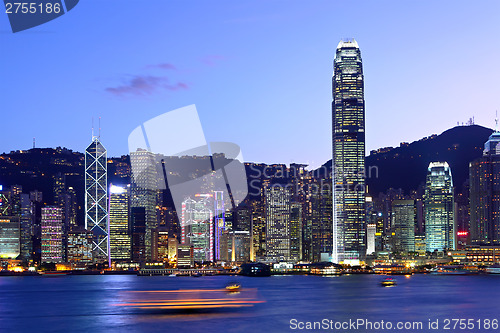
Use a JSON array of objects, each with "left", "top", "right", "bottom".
[{"left": 319, "top": 125, "right": 493, "bottom": 195}]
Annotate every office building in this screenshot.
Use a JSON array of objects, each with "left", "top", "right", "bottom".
[
  {"left": 130, "top": 149, "right": 159, "bottom": 261},
  {"left": 41, "top": 207, "right": 63, "bottom": 263},
  {"left": 332, "top": 38, "right": 366, "bottom": 264},
  {"left": 220, "top": 230, "right": 251, "bottom": 262},
  {"left": 290, "top": 202, "right": 302, "bottom": 261},
  {"left": 392, "top": 200, "right": 415, "bottom": 253},
  {"left": 67, "top": 227, "right": 93, "bottom": 264},
  {"left": 424, "top": 162, "right": 455, "bottom": 252},
  {"left": 177, "top": 245, "right": 194, "bottom": 268},
  {"left": 265, "top": 185, "right": 290, "bottom": 262},
  {"left": 131, "top": 207, "right": 146, "bottom": 262},
  {"left": 181, "top": 195, "right": 213, "bottom": 262},
  {"left": 0, "top": 216, "right": 20, "bottom": 259},
  {"left": 470, "top": 131, "right": 500, "bottom": 245},
  {"left": 85, "top": 135, "right": 109, "bottom": 263},
  {"left": 109, "top": 185, "right": 131, "bottom": 261}
]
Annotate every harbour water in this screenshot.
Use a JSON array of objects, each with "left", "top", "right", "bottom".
[{"left": 1, "top": 274, "right": 499, "bottom": 332}]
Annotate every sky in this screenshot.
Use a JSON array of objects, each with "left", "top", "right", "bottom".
[{"left": 1, "top": 0, "right": 500, "bottom": 168}]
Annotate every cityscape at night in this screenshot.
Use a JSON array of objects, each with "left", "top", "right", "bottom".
[{"left": 2, "top": 1, "right": 500, "bottom": 332}]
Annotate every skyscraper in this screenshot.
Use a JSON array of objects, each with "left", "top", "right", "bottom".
[
  {"left": 0, "top": 216, "right": 20, "bottom": 259},
  {"left": 470, "top": 131, "right": 500, "bottom": 245},
  {"left": 109, "top": 184, "right": 131, "bottom": 261},
  {"left": 265, "top": 185, "right": 291, "bottom": 262},
  {"left": 332, "top": 38, "right": 366, "bottom": 264},
  {"left": 392, "top": 200, "right": 416, "bottom": 253},
  {"left": 85, "top": 136, "right": 109, "bottom": 263},
  {"left": 131, "top": 207, "right": 146, "bottom": 262},
  {"left": 19, "top": 193, "right": 33, "bottom": 261},
  {"left": 424, "top": 162, "right": 455, "bottom": 252},
  {"left": 181, "top": 195, "right": 213, "bottom": 262},
  {"left": 130, "top": 149, "right": 159, "bottom": 261},
  {"left": 290, "top": 202, "right": 302, "bottom": 262},
  {"left": 41, "top": 207, "right": 63, "bottom": 263}
]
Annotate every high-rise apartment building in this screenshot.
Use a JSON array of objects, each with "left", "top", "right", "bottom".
[
  {"left": 424, "top": 162, "right": 455, "bottom": 252},
  {"left": 332, "top": 38, "right": 366, "bottom": 264}
]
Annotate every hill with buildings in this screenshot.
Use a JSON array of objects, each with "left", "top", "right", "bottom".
[{"left": 319, "top": 125, "right": 493, "bottom": 196}]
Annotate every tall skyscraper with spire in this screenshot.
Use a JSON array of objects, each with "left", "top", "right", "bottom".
[
  {"left": 332, "top": 39, "right": 366, "bottom": 264},
  {"left": 85, "top": 132, "right": 109, "bottom": 263}
]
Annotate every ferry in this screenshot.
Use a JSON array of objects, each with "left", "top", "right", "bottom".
[
  {"left": 39, "top": 271, "right": 68, "bottom": 277},
  {"left": 430, "top": 265, "right": 479, "bottom": 275},
  {"left": 486, "top": 264, "right": 500, "bottom": 274}
]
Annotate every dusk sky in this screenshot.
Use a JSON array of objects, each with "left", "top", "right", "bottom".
[{"left": 1, "top": 1, "right": 499, "bottom": 168}]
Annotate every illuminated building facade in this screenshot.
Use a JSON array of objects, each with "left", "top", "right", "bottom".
[
  {"left": 109, "top": 185, "right": 131, "bottom": 261},
  {"left": 220, "top": 230, "right": 251, "bottom": 262},
  {"left": 85, "top": 136, "right": 109, "bottom": 263},
  {"left": 470, "top": 132, "right": 500, "bottom": 245},
  {"left": 152, "top": 227, "right": 178, "bottom": 262},
  {"left": 19, "top": 194, "right": 33, "bottom": 261},
  {"left": 265, "top": 185, "right": 291, "bottom": 262},
  {"left": 0, "top": 216, "right": 20, "bottom": 259},
  {"left": 310, "top": 183, "right": 333, "bottom": 262},
  {"left": 424, "top": 162, "right": 455, "bottom": 252},
  {"left": 181, "top": 195, "right": 213, "bottom": 262},
  {"left": 177, "top": 245, "right": 194, "bottom": 267},
  {"left": 332, "top": 38, "right": 366, "bottom": 263},
  {"left": 366, "top": 223, "right": 376, "bottom": 255},
  {"left": 392, "top": 200, "right": 415, "bottom": 253},
  {"left": 41, "top": 207, "right": 63, "bottom": 263},
  {"left": 67, "top": 227, "right": 93, "bottom": 264},
  {"left": 290, "top": 202, "right": 302, "bottom": 261},
  {"left": 214, "top": 191, "right": 225, "bottom": 260}
]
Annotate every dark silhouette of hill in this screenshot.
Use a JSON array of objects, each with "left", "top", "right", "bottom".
[{"left": 318, "top": 125, "right": 493, "bottom": 196}]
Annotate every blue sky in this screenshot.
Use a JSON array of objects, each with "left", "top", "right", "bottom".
[{"left": 1, "top": 1, "right": 499, "bottom": 168}]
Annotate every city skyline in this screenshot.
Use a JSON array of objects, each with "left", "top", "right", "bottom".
[{"left": 2, "top": 1, "right": 500, "bottom": 168}]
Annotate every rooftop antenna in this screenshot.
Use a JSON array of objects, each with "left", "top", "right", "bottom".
[
  {"left": 496, "top": 111, "right": 498, "bottom": 132},
  {"left": 92, "top": 117, "right": 95, "bottom": 139},
  {"left": 99, "top": 117, "right": 101, "bottom": 138},
  {"left": 33, "top": 137, "right": 35, "bottom": 149}
]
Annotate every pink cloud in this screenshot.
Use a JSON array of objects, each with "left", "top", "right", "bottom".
[
  {"left": 201, "top": 55, "right": 227, "bottom": 66},
  {"left": 146, "top": 63, "right": 177, "bottom": 70},
  {"left": 105, "top": 75, "right": 188, "bottom": 97}
]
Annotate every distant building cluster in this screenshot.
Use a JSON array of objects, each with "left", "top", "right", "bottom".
[{"left": 1, "top": 40, "right": 499, "bottom": 272}]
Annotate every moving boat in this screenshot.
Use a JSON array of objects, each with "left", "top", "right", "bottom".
[
  {"left": 225, "top": 283, "right": 241, "bottom": 292},
  {"left": 381, "top": 277, "right": 397, "bottom": 287}
]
